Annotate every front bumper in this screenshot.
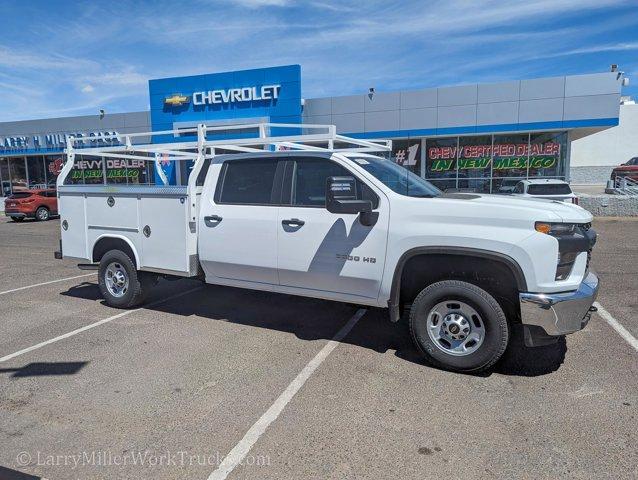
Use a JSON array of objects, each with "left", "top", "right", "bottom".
[{"left": 519, "top": 272, "right": 599, "bottom": 336}]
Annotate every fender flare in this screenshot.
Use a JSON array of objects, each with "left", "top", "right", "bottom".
[
  {"left": 388, "top": 246, "right": 528, "bottom": 322},
  {"left": 91, "top": 234, "right": 141, "bottom": 268}
]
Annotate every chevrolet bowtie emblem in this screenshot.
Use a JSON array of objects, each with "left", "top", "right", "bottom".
[{"left": 164, "top": 94, "right": 190, "bottom": 107}]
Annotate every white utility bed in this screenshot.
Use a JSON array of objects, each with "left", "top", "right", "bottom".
[{"left": 58, "top": 184, "right": 198, "bottom": 276}]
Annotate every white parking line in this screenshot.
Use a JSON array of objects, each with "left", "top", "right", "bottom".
[
  {"left": 207, "top": 308, "right": 367, "bottom": 480},
  {"left": 0, "top": 273, "right": 96, "bottom": 296},
  {"left": 594, "top": 301, "right": 638, "bottom": 352},
  {"left": 0, "top": 286, "right": 202, "bottom": 363}
]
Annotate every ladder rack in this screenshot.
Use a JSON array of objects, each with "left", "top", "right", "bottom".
[
  {"left": 59, "top": 122, "right": 392, "bottom": 186},
  {"left": 57, "top": 123, "right": 393, "bottom": 224}
]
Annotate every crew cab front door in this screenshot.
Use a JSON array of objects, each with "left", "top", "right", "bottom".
[
  {"left": 277, "top": 156, "right": 389, "bottom": 300},
  {"left": 198, "top": 157, "right": 281, "bottom": 285}
]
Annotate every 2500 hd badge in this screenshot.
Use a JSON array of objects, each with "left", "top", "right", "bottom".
[{"left": 336, "top": 254, "right": 377, "bottom": 263}]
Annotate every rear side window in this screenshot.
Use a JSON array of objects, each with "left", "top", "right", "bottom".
[
  {"left": 527, "top": 183, "right": 572, "bottom": 195},
  {"left": 9, "top": 192, "right": 31, "bottom": 199},
  {"left": 215, "top": 158, "right": 279, "bottom": 205},
  {"left": 289, "top": 158, "right": 379, "bottom": 208},
  {"left": 514, "top": 183, "right": 525, "bottom": 194}
]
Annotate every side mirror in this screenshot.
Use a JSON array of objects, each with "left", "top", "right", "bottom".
[{"left": 326, "top": 176, "right": 376, "bottom": 226}]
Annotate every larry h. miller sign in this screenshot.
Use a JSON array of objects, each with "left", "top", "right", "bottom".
[{"left": 0, "top": 130, "right": 120, "bottom": 155}]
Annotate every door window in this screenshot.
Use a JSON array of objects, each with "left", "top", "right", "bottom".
[
  {"left": 215, "top": 158, "right": 279, "bottom": 205},
  {"left": 289, "top": 157, "right": 378, "bottom": 208}
]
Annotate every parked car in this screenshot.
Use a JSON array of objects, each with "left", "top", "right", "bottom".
[
  {"left": 55, "top": 124, "right": 599, "bottom": 374},
  {"left": 4, "top": 188, "right": 58, "bottom": 222},
  {"left": 511, "top": 179, "right": 578, "bottom": 204},
  {"left": 497, "top": 178, "right": 522, "bottom": 194},
  {"left": 611, "top": 157, "right": 638, "bottom": 182}
]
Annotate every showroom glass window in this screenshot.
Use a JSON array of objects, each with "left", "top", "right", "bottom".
[
  {"left": 65, "top": 155, "right": 101, "bottom": 185},
  {"left": 105, "top": 156, "right": 128, "bottom": 184},
  {"left": 422, "top": 132, "right": 567, "bottom": 193},
  {"left": 0, "top": 157, "right": 10, "bottom": 196},
  {"left": 27, "top": 156, "right": 47, "bottom": 189},
  {"left": 8, "top": 157, "right": 27, "bottom": 191},
  {"left": 529, "top": 132, "right": 566, "bottom": 179},
  {"left": 107, "top": 155, "right": 152, "bottom": 185},
  {"left": 491, "top": 134, "right": 530, "bottom": 193},
  {"left": 391, "top": 139, "right": 421, "bottom": 175},
  {"left": 457, "top": 136, "right": 492, "bottom": 193},
  {"left": 425, "top": 137, "right": 458, "bottom": 191},
  {"left": 45, "top": 155, "right": 64, "bottom": 187}
]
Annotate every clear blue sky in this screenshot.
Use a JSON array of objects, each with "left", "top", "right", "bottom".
[{"left": 0, "top": 0, "right": 636, "bottom": 121}]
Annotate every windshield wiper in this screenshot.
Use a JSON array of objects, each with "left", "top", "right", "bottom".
[{"left": 410, "top": 194, "right": 437, "bottom": 198}]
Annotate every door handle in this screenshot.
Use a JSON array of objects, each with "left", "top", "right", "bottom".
[
  {"left": 204, "top": 215, "right": 223, "bottom": 224},
  {"left": 282, "top": 218, "right": 305, "bottom": 227}
]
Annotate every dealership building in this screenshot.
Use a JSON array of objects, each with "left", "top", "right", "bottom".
[{"left": 0, "top": 64, "right": 629, "bottom": 198}]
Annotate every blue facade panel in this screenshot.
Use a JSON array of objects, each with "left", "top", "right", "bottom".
[
  {"left": 148, "top": 64, "right": 302, "bottom": 136},
  {"left": 148, "top": 65, "right": 301, "bottom": 183}
]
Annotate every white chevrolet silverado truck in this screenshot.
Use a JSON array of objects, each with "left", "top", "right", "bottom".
[{"left": 55, "top": 124, "right": 598, "bottom": 373}]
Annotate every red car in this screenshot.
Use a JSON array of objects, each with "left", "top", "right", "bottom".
[
  {"left": 4, "top": 189, "right": 58, "bottom": 222},
  {"left": 611, "top": 157, "right": 638, "bottom": 182}
]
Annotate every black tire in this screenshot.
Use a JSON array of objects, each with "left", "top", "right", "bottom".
[
  {"left": 98, "top": 249, "right": 154, "bottom": 308},
  {"left": 409, "top": 280, "right": 509, "bottom": 373},
  {"left": 10, "top": 217, "right": 24, "bottom": 222},
  {"left": 35, "top": 206, "right": 50, "bottom": 221}
]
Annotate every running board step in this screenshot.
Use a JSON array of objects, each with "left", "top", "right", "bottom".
[{"left": 77, "top": 263, "right": 99, "bottom": 271}]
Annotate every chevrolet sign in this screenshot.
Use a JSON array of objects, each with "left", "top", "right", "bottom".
[
  {"left": 164, "top": 94, "right": 190, "bottom": 107},
  {"left": 193, "top": 84, "right": 280, "bottom": 106}
]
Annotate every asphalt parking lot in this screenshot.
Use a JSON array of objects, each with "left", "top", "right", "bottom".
[{"left": 0, "top": 217, "right": 636, "bottom": 480}]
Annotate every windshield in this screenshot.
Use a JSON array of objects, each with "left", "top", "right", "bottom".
[{"left": 350, "top": 156, "right": 441, "bottom": 197}]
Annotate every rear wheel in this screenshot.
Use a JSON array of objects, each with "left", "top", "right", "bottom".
[
  {"left": 10, "top": 217, "right": 24, "bottom": 222},
  {"left": 409, "top": 280, "right": 509, "bottom": 373},
  {"left": 35, "top": 206, "right": 50, "bottom": 221},
  {"left": 98, "top": 249, "right": 154, "bottom": 308}
]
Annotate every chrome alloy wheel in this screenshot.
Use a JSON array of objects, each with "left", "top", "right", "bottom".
[
  {"left": 37, "top": 208, "right": 49, "bottom": 220},
  {"left": 426, "top": 300, "right": 485, "bottom": 356},
  {"left": 105, "top": 262, "right": 129, "bottom": 298}
]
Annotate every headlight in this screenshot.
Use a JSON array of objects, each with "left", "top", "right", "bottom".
[
  {"left": 535, "top": 222, "right": 577, "bottom": 236},
  {"left": 535, "top": 222, "right": 586, "bottom": 280}
]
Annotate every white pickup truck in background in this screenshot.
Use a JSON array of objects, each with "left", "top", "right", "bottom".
[{"left": 55, "top": 124, "right": 599, "bottom": 373}]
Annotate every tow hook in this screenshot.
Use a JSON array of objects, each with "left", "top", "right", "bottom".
[{"left": 581, "top": 305, "right": 598, "bottom": 329}]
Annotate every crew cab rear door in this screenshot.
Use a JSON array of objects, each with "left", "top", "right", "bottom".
[
  {"left": 198, "top": 157, "right": 282, "bottom": 285},
  {"left": 276, "top": 155, "right": 389, "bottom": 299}
]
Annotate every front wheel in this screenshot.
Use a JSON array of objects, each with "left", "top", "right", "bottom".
[
  {"left": 98, "top": 249, "right": 154, "bottom": 308},
  {"left": 10, "top": 216, "right": 24, "bottom": 222},
  {"left": 409, "top": 280, "right": 509, "bottom": 373}
]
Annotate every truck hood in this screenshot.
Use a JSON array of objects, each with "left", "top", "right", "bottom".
[{"left": 431, "top": 192, "right": 593, "bottom": 223}]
